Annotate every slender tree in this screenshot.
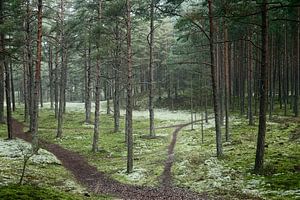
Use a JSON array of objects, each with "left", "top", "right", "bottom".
[
  {"left": 57, "top": 0, "right": 67, "bottom": 138},
  {"left": 208, "top": 0, "right": 223, "bottom": 157},
  {"left": 254, "top": 0, "right": 269, "bottom": 173},
  {"left": 31, "top": 0, "right": 43, "bottom": 153},
  {"left": 0, "top": 0, "right": 4, "bottom": 124},
  {"left": 126, "top": 0, "right": 133, "bottom": 173},
  {"left": 92, "top": 0, "right": 103, "bottom": 153},
  {"left": 148, "top": 0, "right": 155, "bottom": 137}
]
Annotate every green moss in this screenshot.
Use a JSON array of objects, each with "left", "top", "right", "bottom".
[
  {"left": 10, "top": 107, "right": 300, "bottom": 199},
  {"left": 0, "top": 184, "right": 81, "bottom": 200}
]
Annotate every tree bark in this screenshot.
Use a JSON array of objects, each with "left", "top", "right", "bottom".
[
  {"left": 113, "top": 21, "right": 120, "bottom": 133},
  {"left": 0, "top": 1, "right": 11, "bottom": 135},
  {"left": 126, "top": 0, "right": 133, "bottom": 173},
  {"left": 223, "top": 18, "right": 230, "bottom": 141},
  {"left": 284, "top": 18, "right": 288, "bottom": 116},
  {"left": 148, "top": 0, "right": 155, "bottom": 137},
  {"left": 254, "top": 0, "right": 269, "bottom": 173},
  {"left": 22, "top": 19, "right": 29, "bottom": 122},
  {"left": 10, "top": 61, "right": 16, "bottom": 112},
  {"left": 208, "top": 0, "right": 223, "bottom": 157},
  {"left": 48, "top": 43, "right": 54, "bottom": 110},
  {"left": 56, "top": 0, "right": 66, "bottom": 138},
  {"left": 85, "top": 39, "right": 92, "bottom": 124},
  {"left": 0, "top": 23, "right": 4, "bottom": 123},
  {"left": 26, "top": 0, "right": 34, "bottom": 131},
  {"left": 248, "top": 37, "right": 254, "bottom": 125},
  {"left": 92, "top": 0, "right": 103, "bottom": 153},
  {"left": 54, "top": 42, "right": 59, "bottom": 118},
  {"left": 31, "top": 0, "right": 43, "bottom": 153},
  {"left": 294, "top": 8, "right": 299, "bottom": 117},
  {"left": 40, "top": 75, "right": 43, "bottom": 108},
  {"left": 4, "top": 58, "right": 12, "bottom": 139}
]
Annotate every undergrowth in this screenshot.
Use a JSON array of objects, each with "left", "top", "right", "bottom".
[{"left": 6, "top": 106, "right": 300, "bottom": 200}]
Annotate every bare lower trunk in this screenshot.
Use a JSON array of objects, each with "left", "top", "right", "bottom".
[
  {"left": 0, "top": 54, "right": 4, "bottom": 123},
  {"left": 148, "top": 0, "right": 155, "bottom": 137},
  {"left": 114, "top": 67, "right": 120, "bottom": 132},
  {"left": 126, "top": 0, "right": 133, "bottom": 173},
  {"left": 223, "top": 19, "right": 230, "bottom": 141},
  {"left": 254, "top": 0, "right": 268, "bottom": 173},
  {"left": 40, "top": 76, "right": 43, "bottom": 108},
  {"left": 92, "top": 0, "right": 103, "bottom": 153},
  {"left": 10, "top": 61, "right": 16, "bottom": 112},
  {"left": 248, "top": 38, "right": 254, "bottom": 125},
  {"left": 4, "top": 57, "right": 12, "bottom": 139},
  {"left": 54, "top": 44, "right": 59, "bottom": 118},
  {"left": 85, "top": 41, "right": 92, "bottom": 124},
  {"left": 56, "top": 0, "right": 66, "bottom": 138},
  {"left": 93, "top": 58, "right": 101, "bottom": 152},
  {"left": 294, "top": 8, "right": 299, "bottom": 117},
  {"left": 31, "top": 0, "right": 43, "bottom": 153},
  {"left": 48, "top": 44, "right": 54, "bottom": 110},
  {"left": 208, "top": 0, "right": 222, "bottom": 157}
]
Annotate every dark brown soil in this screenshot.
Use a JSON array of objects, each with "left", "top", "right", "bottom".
[{"left": 11, "top": 119, "right": 213, "bottom": 200}]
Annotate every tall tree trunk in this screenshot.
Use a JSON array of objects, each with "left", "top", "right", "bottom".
[
  {"left": 223, "top": 18, "right": 230, "bottom": 141},
  {"left": 254, "top": 0, "right": 269, "bottom": 173},
  {"left": 26, "top": 0, "right": 34, "bottom": 132},
  {"left": 0, "top": 32, "right": 4, "bottom": 123},
  {"left": 40, "top": 76, "right": 43, "bottom": 108},
  {"left": 56, "top": 0, "right": 66, "bottom": 138},
  {"left": 190, "top": 75, "right": 194, "bottom": 130},
  {"left": 0, "top": 1, "right": 11, "bottom": 135},
  {"left": 208, "top": 0, "right": 223, "bottom": 157},
  {"left": 85, "top": 39, "right": 92, "bottom": 124},
  {"left": 54, "top": 43, "right": 59, "bottom": 118},
  {"left": 4, "top": 59, "right": 12, "bottom": 139},
  {"left": 126, "top": 0, "right": 133, "bottom": 173},
  {"left": 22, "top": 18, "right": 29, "bottom": 122},
  {"left": 92, "top": 0, "right": 103, "bottom": 153},
  {"left": 284, "top": 17, "right": 288, "bottom": 116},
  {"left": 269, "top": 34, "right": 273, "bottom": 119},
  {"left": 248, "top": 38, "right": 254, "bottom": 125},
  {"left": 148, "top": 0, "right": 155, "bottom": 137},
  {"left": 10, "top": 61, "right": 16, "bottom": 112},
  {"left": 48, "top": 43, "right": 54, "bottom": 110},
  {"left": 31, "top": 0, "right": 43, "bottom": 153},
  {"left": 106, "top": 73, "right": 111, "bottom": 115},
  {"left": 0, "top": 65, "right": 5, "bottom": 123},
  {"left": 294, "top": 8, "right": 299, "bottom": 117},
  {"left": 113, "top": 21, "right": 120, "bottom": 133}
]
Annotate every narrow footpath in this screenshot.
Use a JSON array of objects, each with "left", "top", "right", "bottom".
[{"left": 11, "top": 119, "right": 214, "bottom": 200}]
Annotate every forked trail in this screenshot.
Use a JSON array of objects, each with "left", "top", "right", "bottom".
[{"left": 12, "top": 118, "right": 213, "bottom": 200}]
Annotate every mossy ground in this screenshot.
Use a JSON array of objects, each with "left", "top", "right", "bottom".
[
  {"left": 0, "top": 116, "right": 113, "bottom": 200},
  {"left": 0, "top": 184, "right": 82, "bottom": 200},
  {"left": 3, "top": 105, "right": 300, "bottom": 199}
]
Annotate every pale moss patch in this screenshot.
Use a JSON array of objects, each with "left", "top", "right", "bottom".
[
  {"left": 0, "top": 139, "right": 60, "bottom": 165},
  {"left": 117, "top": 168, "right": 147, "bottom": 182}
]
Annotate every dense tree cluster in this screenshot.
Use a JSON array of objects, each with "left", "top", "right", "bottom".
[{"left": 0, "top": 0, "right": 299, "bottom": 174}]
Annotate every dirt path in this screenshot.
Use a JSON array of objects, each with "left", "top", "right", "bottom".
[
  {"left": 11, "top": 119, "right": 213, "bottom": 200},
  {"left": 161, "top": 123, "right": 187, "bottom": 186},
  {"left": 160, "top": 119, "right": 213, "bottom": 187}
]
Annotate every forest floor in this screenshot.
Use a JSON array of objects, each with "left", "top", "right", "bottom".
[
  {"left": 0, "top": 103, "right": 299, "bottom": 199},
  {"left": 10, "top": 118, "right": 213, "bottom": 200}
]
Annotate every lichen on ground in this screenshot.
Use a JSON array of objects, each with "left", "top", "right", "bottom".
[{"left": 8, "top": 106, "right": 300, "bottom": 200}]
